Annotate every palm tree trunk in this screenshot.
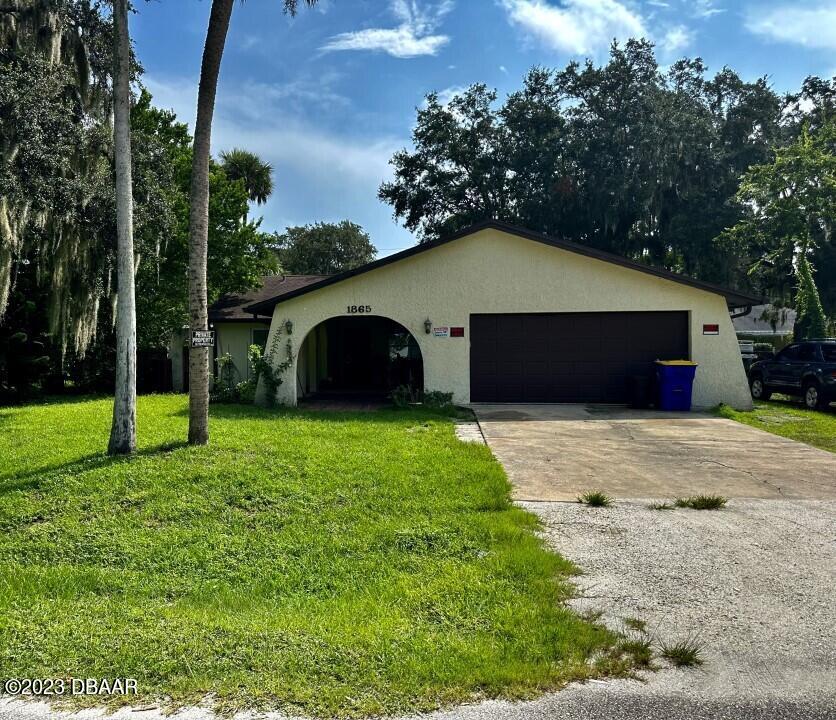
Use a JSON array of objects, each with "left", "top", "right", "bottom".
[
  {"left": 188, "top": 0, "right": 234, "bottom": 445},
  {"left": 108, "top": 0, "right": 137, "bottom": 455}
]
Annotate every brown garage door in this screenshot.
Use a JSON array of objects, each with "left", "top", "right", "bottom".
[{"left": 470, "top": 312, "right": 689, "bottom": 403}]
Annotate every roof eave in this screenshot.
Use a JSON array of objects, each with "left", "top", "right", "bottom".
[{"left": 243, "top": 220, "right": 765, "bottom": 314}]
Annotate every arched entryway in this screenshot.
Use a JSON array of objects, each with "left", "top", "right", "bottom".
[{"left": 296, "top": 315, "right": 424, "bottom": 401}]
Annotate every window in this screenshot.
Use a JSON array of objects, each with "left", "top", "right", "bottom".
[
  {"left": 252, "top": 328, "right": 268, "bottom": 350},
  {"left": 776, "top": 345, "right": 801, "bottom": 361},
  {"left": 821, "top": 345, "right": 836, "bottom": 362},
  {"left": 798, "top": 344, "right": 819, "bottom": 362}
]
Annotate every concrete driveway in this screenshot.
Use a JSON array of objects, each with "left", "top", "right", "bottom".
[
  {"left": 473, "top": 404, "right": 836, "bottom": 501},
  {"left": 467, "top": 403, "right": 836, "bottom": 719}
]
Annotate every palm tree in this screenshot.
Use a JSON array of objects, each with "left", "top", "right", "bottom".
[
  {"left": 221, "top": 148, "right": 274, "bottom": 207},
  {"left": 187, "top": 0, "right": 318, "bottom": 445},
  {"left": 108, "top": 0, "right": 137, "bottom": 455}
]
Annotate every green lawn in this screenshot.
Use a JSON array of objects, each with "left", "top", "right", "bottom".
[
  {"left": 717, "top": 398, "right": 836, "bottom": 453},
  {"left": 0, "top": 396, "right": 629, "bottom": 716}
]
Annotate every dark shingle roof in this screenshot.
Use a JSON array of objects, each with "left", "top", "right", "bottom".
[{"left": 209, "top": 275, "right": 329, "bottom": 322}]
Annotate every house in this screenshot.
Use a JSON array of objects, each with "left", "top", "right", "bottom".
[
  {"left": 236, "top": 221, "right": 758, "bottom": 409},
  {"left": 169, "top": 275, "right": 327, "bottom": 392}
]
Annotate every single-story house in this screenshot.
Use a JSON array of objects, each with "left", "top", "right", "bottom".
[
  {"left": 231, "top": 221, "right": 758, "bottom": 410},
  {"left": 169, "top": 274, "right": 327, "bottom": 392},
  {"left": 186, "top": 221, "right": 763, "bottom": 408}
]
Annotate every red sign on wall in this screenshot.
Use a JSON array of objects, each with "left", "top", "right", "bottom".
[
  {"left": 703, "top": 324, "right": 719, "bottom": 335},
  {"left": 450, "top": 327, "right": 465, "bottom": 337}
]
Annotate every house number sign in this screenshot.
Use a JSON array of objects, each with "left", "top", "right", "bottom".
[{"left": 346, "top": 305, "right": 372, "bottom": 314}]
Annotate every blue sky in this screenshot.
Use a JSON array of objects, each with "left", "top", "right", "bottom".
[{"left": 132, "top": 0, "right": 836, "bottom": 257}]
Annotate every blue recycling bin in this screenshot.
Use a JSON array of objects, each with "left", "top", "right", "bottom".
[{"left": 655, "top": 361, "right": 698, "bottom": 411}]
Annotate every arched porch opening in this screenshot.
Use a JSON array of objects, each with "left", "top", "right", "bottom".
[{"left": 296, "top": 315, "right": 424, "bottom": 401}]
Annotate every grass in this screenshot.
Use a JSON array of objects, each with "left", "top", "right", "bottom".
[
  {"left": 648, "top": 500, "right": 674, "bottom": 511},
  {"left": 617, "top": 638, "right": 653, "bottom": 668},
  {"left": 717, "top": 400, "right": 836, "bottom": 454},
  {"left": 0, "top": 395, "right": 626, "bottom": 716},
  {"left": 673, "top": 495, "right": 727, "bottom": 510},
  {"left": 623, "top": 617, "right": 648, "bottom": 633},
  {"left": 660, "top": 637, "right": 705, "bottom": 667},
  {"left": 577, "top": 490, "right": 614, "bottom": 508}
]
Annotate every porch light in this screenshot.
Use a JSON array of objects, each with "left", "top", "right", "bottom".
[
  {"left": 285, "top": 319, "right": 293, "bottom": 335},
  {"left": 424, "top": 318, "right": 432, "bottom": 334}
]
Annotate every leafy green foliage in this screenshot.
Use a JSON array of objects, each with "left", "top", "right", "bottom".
[
  {"left": 381, "top": 41, "right": 783, "bottom": 288},
  {"left": 274, "top": 220, "right": 376, "bottom": 275},
  {"left": 0, "top": 395, "right": 624, "bottom": 715},
  {"left": 722, "top": 118, "right": 836, "bottom": 316},
  {"left": 249, "top": 331, "right": 293, "bottom": 406},
  {"left": 220, "top": 148, "right": 274, "bottom": 206},
  {"left": 794, "top": 252, "right": 828, "bottom": 340}
]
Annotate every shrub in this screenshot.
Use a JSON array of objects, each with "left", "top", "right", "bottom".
[
  {"left": 577, "top": 490, "right": 613, "bottom": 507},
  {"left": 423, "top": 390, "right": 454, "bottom": 409},
  {"left": 390, "top": 384, "right": 419, "bottom": 408},
  {"left": 210, "top": 353, "right": 239, "bottom": 403}
]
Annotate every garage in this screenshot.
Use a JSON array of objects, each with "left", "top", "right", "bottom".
[
  {"left": 240, "top": 220, "right": 759, "bottom": 410},
  {"left": 470, "top": 311, "right": 689, "bottom": 402}
]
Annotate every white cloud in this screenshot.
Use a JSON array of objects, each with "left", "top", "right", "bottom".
[
  {"left": 661, "top": 24, "right": 692, "bottom": 52},
  {"left": 746, "top": 3, "right": 836, "bottom": 50},
  {"left": 321, "top": 1, "right": 453, "bottom": 58},
  {"left": 499, "top": 64, "right": 509, "bottom": 73},
  {"left": 142, "top": 74, "right": 407, "bottom": 240},
  {"left": 500, "top": 0, "right": 647, "bottom": 56},
  {"left": 692, "top": 0, "right": 725, "bottom": 19},
  {"left": 434, "top": 85, "right": 469, "bottom": 105}
]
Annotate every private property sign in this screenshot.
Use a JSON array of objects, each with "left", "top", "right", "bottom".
[
  {"left": 433, "top": 326, "right": 450, "bottom": 337},
  {"left": 191, "top": 330, "right": 215, "bottom": 348}
]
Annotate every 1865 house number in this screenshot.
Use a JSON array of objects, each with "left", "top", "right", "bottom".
[{"left": 346, "top": 305, "right": 372, "bottom": 314}]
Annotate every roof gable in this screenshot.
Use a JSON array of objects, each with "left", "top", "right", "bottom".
[
  {"left": 244, "top": 221, "right": 763, "bottom": 315},
  {"left": 210, "top": 275, "right": 328, "bottom": 322}
]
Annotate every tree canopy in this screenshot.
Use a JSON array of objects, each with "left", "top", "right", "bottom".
[
  {"left": 220, "top": 148, "right": 274, "bottom": 207},
  {"left": 721, "top": 117, "right": 836, "bottom": 316},
  {"left": 380, "top": 41, "right": 787, "bottom": 291},
  {"left": 274, "top": 221, "right": 376, "bottom": 275},
  {"left": 0, "top": 3, "right": 278, "bottom": 400}
]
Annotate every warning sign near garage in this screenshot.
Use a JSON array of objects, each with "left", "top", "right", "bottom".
[{"left": 433, "top": 326, "right": 450, "bottom": 337}]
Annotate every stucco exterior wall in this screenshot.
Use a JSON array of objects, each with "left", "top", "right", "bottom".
[
  {"left": 215, "top": 322, "right": 269, "bottom": 384},
  {"left": 260, "top": 228, "right": 753, "bottom": 410}
]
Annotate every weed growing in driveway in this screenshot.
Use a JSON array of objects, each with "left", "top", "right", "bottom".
[
  {"left": 674, "top": 495, "right": 727, "bottom": 510},
  {"left": 623, "top": 617, "right": 648, "bottom": 633},
  {"left": 648, "top": 500, "right": 674, "bottom": 510},
  {"left": 577, "top": 490, "right": 613, "bottom": 507},
  {"left": 618, "top": 637, "right": 653, "bottom": 668},
  {"left": 661, "top": 637, "right": 705, "bottom": 667}
]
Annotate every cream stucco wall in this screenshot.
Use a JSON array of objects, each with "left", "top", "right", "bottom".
[
  {"left": 215, "top": 322, "right": 269, "bottom": 384},
  {"left": 260, "top": 228, "right": 753, "bottom": 410}
]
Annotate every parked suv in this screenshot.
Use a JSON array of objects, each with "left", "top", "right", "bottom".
[{"left": 748, "top": 340, "right": 836, "bottom": 410}]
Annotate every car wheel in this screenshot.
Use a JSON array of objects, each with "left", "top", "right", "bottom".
[
  {"left": 803, "top": 381, "right": 824, "bottom": 410},
  {"left": 750, "top": 376, "right": 771, "bottom": 401}
]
